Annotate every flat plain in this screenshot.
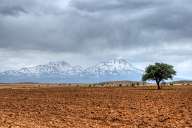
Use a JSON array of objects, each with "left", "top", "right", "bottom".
[{"left": 0, "top": 84, "right": 191, "bottom": 128}]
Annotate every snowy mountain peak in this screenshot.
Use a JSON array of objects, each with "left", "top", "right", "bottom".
[
  {"left": 84, "top": 58, "right": 142, "bottom": 77},
  {"left": 17, "top": 61, "right": 82, "bottom": 74},
  {"left": 90, "top": 58, "right": 136, "bottom": 71},
  {"left": 100, "top": 58, "right": 133, "bottom": 68},
  {"left": 106, "top": 58, "right": 130, "bottom": 64},
  {"left": 48, "top": 61, "right": 70, "bottom": 66}
]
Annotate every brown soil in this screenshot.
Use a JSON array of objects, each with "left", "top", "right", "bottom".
[{"left": 0, "top": 84, "right": 191, "bottom": 128}]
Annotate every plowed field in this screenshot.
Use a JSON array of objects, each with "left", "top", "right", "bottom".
[{"left": 0, "top": 84, "right": 191, "bottom": 128}]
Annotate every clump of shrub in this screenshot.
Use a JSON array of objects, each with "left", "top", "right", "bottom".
[
  {"left": 131, "top": 83, "right": 135, "bottom": 87},
  {"left": 119, "top": 84, "right": 122, "bottom": 87},
  {"left": 100, "top": 83, "right": 105, "bottom": 87},
  {"left": 136, "top": 82, "right": 140, "bottom": 86},
  {"left": 142, "top": 82, "right": 146, "bottom": 85},
  {"left": 58, "top": 84, "right": 61, "bottom": 86}
]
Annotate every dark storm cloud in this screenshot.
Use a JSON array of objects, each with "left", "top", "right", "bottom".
[
  {"left": 0, "top": 0, "right": 192, "bottom": 78},
  {"left": 0, "top": 0, "right": 192, "bottom": 53}
]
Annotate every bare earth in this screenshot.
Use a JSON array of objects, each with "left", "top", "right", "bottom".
[{"left": 0, "top": 84, "right": 191, "bottom": 128}]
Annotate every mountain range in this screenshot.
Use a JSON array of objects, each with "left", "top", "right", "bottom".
[{"left": 0, "top": 58, "right": 143, "bottom": 83}]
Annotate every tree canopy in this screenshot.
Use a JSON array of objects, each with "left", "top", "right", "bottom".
[{"left": 142, "top": 63, "right": 176, "bottom": 89}]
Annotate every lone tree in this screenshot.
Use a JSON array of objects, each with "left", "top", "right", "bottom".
[{"left": 142, "top": 63, "right": 176, "bottom": 90}]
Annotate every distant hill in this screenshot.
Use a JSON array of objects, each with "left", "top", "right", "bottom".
[
  {"left": 97, "top": 80, "right": 146, "bottom": 86},
  {"left": 173, "top": 80, "right": 192, "bottom": 84}
]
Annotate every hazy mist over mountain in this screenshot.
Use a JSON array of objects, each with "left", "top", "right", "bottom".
[{"left": 0, "top": 0, "right": 192, "bottom": 81}]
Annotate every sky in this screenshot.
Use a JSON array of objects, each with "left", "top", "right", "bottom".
[{"left": 0, "top": 0, "right": 192, "bottom": 79}]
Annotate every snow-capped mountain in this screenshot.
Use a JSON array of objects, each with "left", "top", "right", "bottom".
[
  {"left": 18, "top": 61, "right": 83, "bottom": 75},
  {"left": 0, "top": 59, "right": 143, "bottom": 83},
  {"left": 81, "top": 59, "right": 143, "bottom": 83},
  {"left": 2, "top": 61, "right": 83, "bottom": 75},
  {"left": 84, "top": 59, "right": 142, "bottom": 76}
]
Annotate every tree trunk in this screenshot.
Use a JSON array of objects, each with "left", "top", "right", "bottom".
[
  {"left": 157, "top": 81, "right": 161, "bottom": 90},
  {"left": 157, "top": 83, "right": 161, "bottom": 90},
  {"left": 155, "top": 79, "right": 161, "bottom": 90}
]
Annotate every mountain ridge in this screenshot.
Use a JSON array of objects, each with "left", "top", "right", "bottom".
[{"left": 0, "top": 58, "right": 143, "bottom": 83}]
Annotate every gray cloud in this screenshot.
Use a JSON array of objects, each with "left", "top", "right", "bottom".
[
  {"left": 70, "top": 0, "right": 163, "bottom": 12},
  {"left": 0, "top": 6, "right": 27, "bottom": 16},
  {"left": 0, "top": 0, "right": 192, "bottom": 78}
]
